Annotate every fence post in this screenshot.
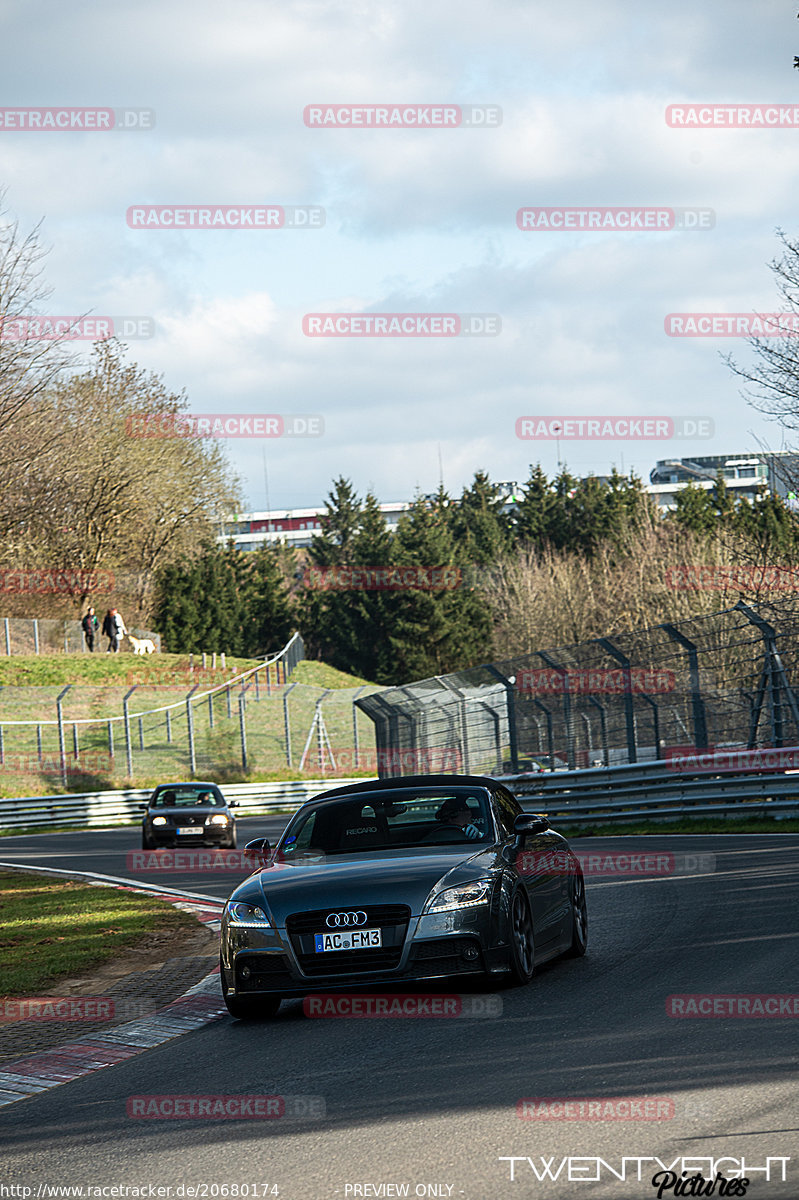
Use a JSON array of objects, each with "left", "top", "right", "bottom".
[
  {"left": 107, "top": 720, "right": 114, "bottom": 759},
  {"left": 437, "top": 678, "right": 470, "bottom": 774},
  {"left": 4, "top": 618, "right": 10, "bottom": 656},
  {"left": 352, "top": 686, "right": 367, "bottom": 768},
  {"left": 239, "top": 692, "right": 248, "bottom": 771},
  {"left": 485, "top": 665, "right": 519, "bottom": 775},
  {"left": 138, "top": 716, "right": 145, "bottom": 751},
  {"left": 662, "top": 624, "right": 709, "bottom": 751},
  {"left": 0, "top": 724, "right": 4, "bottom": 764},
  {"left": 37, "top": 724, "right": 43, "bottom": 763},
  {"left": 283, "top": 681, "right": 298, "bottom": 767},
  {"left": 72, "top": 723, "right": 79, "bottom": 760},
  {"left": 531, "top": 699, "right": 555, "bottom": 770},
  {"left": 597, "top": 638, "right": 637, "bottom": 764},
  {"left": 56, "top": 686, "right": 71, "bottom": 787},
  {"left": 208, "top": 692, "right": 214, "bottom": 729},
  {"left": 166, "top": 707, "right": 173, "bottom": 743},
  {"left": 537, "top": 652, "right": 576, "bottom": 770},
  {"left": 33, "top": 619, "right": 40, "bottom": 655},
  {"left": 735, "top": 602, "right": 799, "bottom": 746},
  {"left": 63, "top": 622, "right": 68, "bottom": 653},
  {"left": 586, "top": 697, "right": 609, "bottom": 767},
  {"left": 254, "top": 670, "right": 260, "bottom": 701},
  {"left": 186, "top": 685, "right": 199, "bottom": 778},
  {"left": 226, "top": 684, "right": 232, "bottom": 720},
  {"left": 123, "top": 687, "right": 137, "bottom": 778}
]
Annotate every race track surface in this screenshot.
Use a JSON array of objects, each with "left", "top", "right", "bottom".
[{"left": 1, "top": 824, "right": 797, "bottom": 1199}]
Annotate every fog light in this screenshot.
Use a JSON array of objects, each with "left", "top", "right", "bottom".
[
  {"left": 240, "top": 965, "right": 251, "bottom": 979},
  {"left": 462, "top": 945, "right": 479, "bottom": 961}
]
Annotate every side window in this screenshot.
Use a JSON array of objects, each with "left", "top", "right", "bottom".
[{"left": 492, "top": 786, "right": 521, "bottom": 837}]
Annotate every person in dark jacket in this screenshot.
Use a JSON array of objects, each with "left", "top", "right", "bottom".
[{"left": 81, "top": 606, "right": 99, "bottom": 652}]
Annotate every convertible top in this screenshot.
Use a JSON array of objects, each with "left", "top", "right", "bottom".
[{"left": 315, "top": 774, "right": 499, "bottom": 802}]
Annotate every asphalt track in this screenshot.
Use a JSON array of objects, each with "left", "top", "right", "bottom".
[{"left": 1, "top": 821, "right": 798, "bottom": 1199}]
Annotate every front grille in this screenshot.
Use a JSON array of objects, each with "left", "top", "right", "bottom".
[
  {"left": 408, "top": 937, "right": 484, "bottom": 975},
  {"left": 286, "top": 905, "right": 411, "bottom": 934},
  {"left": 287, "top": 904, "right": 411, "bottom": 975}
]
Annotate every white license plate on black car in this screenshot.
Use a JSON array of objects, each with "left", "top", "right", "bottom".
[
  {"left": 314, "top": 929, "right": 382, "bottom": 952},
  {"left": 177, "top": 827, "right": 204, "bottom": 835}
]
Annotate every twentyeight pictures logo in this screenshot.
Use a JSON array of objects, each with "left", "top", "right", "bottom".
[
  {"left": 303, "top": 314, "right": 500, "bottom": 336},
  {"left": 516, "top": 416, "right": 713, "bottom": 440}
]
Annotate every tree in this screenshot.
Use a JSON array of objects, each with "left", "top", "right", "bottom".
[{"left": 448, "top": 471, "right": 512, "bottom": 564}]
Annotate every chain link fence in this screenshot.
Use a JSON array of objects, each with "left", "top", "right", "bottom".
[
  {"left": 355, "top": 598, "right": 799, "bottom": 777},
  {"left": 0, "top": 616, "right": 161, "bottom": 655}
]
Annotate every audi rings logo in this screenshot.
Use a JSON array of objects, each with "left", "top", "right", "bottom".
[{"left": 326, "top": 911, "right": 367, "bottom": 928}]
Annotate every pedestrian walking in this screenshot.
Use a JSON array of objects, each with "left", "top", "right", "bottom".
[
  {"left": 81, "top": 606, "right": 99, "bottom": 652},
  {"left": 103, "top": 607, "right": 128, "bottom": 653}
]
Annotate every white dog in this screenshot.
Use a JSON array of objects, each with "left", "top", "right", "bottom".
[{"left": 127, "top": 634, "right": 156, "bottom": 655}]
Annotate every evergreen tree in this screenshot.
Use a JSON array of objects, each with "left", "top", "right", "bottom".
[{"left": 449, "top": 471, "right": 512, "bottom": 565}]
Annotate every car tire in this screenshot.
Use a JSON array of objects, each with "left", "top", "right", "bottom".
[
  {"left": 506, "top": 887, "right": 535, "bottom": 985},
  {"left": 566, "top": 871, "right": 588, "bottom": 957},
  {"left": 142, "top": 831, "right": 154, "bottom": 850},
  {"left": 228, "top": 829, "right": 237, "bottom": 850},
  {"left": 221, "top": 958, "right": 281, "bottom": 1020}
]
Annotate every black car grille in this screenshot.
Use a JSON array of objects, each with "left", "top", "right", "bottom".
[
  {"left": 408, "top": 937, "right": 485, "bottom": 975},
  {"left": 286, "top": 905, "right": 411, "bottom": 975}
]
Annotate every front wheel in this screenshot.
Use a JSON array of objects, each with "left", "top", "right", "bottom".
[
  {"left": 142, "top": 831, "right": 154, "bottom": 850},
  {"left": 506, "top": 888, "right": 535, "bottom": 985},
  {"left": 227, "top": 828, "right": 237, "bottom": 850},
  {"left": 566, "top": 871, "right": 588, "bottom": 957}
]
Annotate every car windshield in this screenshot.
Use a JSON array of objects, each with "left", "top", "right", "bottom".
[
  {"left": 277, "top": 788, "right": 492, "bottom": 856},
  {"left": 150, "top": 787, "right": 224, "bottom": 808}
]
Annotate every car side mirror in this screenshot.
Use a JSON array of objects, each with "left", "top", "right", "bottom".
[
  {"left": 228, "top": 800, "right": 238, "bottom": 808},
  {"left": 138, "top": 804, "right": 148, "bottom": 812},
  {"left": 244, "top": 838, "right": 271, "bottom": 865},
  {"left": 513, "top": 813, "right": 550, "bottom": 841}
]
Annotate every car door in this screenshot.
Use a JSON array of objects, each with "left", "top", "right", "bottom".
[{"left": 491, "top": 785, "right": 566, "bottom": 948}]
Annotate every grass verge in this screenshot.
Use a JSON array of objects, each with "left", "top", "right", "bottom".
[{"left": 0, "top": 870, "right": 198, "bottom": 997}]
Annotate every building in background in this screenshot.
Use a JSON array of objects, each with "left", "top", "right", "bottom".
[{"left": 646, "top": 451, "right": 799, "bottom": 512}]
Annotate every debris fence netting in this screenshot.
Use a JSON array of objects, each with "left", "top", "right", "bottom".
[{"left": 355, "top": 599, "right": 799, "bottom": 777}]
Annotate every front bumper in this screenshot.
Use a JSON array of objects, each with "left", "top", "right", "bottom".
[
  {"left": 145, "top": 825, "right": 233, "bottom": 847},
  {"left": 221, "top": 907, "right": 510, "bottom": 999}
]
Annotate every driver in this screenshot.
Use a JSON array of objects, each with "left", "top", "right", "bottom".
[{"left": 434, "top": 797, "right": 482, "bottom": 840}]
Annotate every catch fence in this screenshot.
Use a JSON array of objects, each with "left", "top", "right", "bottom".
[{"left": 355, "top": 598, "right": 799, "bottom": 777}]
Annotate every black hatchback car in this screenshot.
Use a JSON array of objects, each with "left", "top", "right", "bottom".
[
  {"left": 220, "top": 773, "right": 587, "bottom": 1019},
  {"left": 140, "top": 782, "right": 237, "bottom": 849}
]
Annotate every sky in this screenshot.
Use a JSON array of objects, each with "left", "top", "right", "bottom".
[{"left": 1, "top": 0, "right": 798, "bottom": 514}]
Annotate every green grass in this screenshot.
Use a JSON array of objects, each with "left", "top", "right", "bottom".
[
  {"left": 563, "top": 815, "right": 799, "bottom": 837},
  {"left": 290, "top": 661, "right": 373, "bottom": 689},
  {"left": 0, "top": 871, "right": 198, "bottom": 996}
]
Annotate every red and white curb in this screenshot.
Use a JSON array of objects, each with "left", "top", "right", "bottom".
[{"left": 0, "top": 863, "right": 227, "bottom": 1109}]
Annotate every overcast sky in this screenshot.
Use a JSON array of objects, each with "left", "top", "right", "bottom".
[{"left": 1, "top": 0, "right": 798, "bottom": 513}]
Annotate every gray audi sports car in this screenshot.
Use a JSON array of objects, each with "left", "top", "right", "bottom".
[{"left": 220, "top": 774, "right": 587, "bottom": 1018}]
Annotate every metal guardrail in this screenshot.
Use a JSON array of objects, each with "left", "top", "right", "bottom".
[
  {"left": 0, "top": 778, "right": 366, "bottom": 831},
  {"left": 499, "top": 758, "right": 799, "bottom": 825},
  {"left": 2, "top": 761, "right": 799, "bottom": 833}
]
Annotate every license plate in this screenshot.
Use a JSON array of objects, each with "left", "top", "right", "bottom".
[
  {"left": 177, "top": 827, "right": 204, "bottom": 835},
  {"left": 314, "top": 928, "right": 382, "bottom": 952}
]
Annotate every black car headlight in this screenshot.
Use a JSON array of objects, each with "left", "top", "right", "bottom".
[
  {"left": 423, "top": 878, "right": 493, "bottom": 914},
  {"left": 225, "top": 901, "right": 271, "bottom": 928}
]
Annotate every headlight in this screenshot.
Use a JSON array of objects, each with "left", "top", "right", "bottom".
[
  {"left": 151, "top": 816, "right": 167, "bottom": 826},
  {"left": 423, "top": 878, "right": 493, "bottom": 913},
  {"left": 207, "top": 814, "right": 230, "bottom": 825},
  {"left": 226, "top": 901, "right": 271, "bottom": 927}
]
